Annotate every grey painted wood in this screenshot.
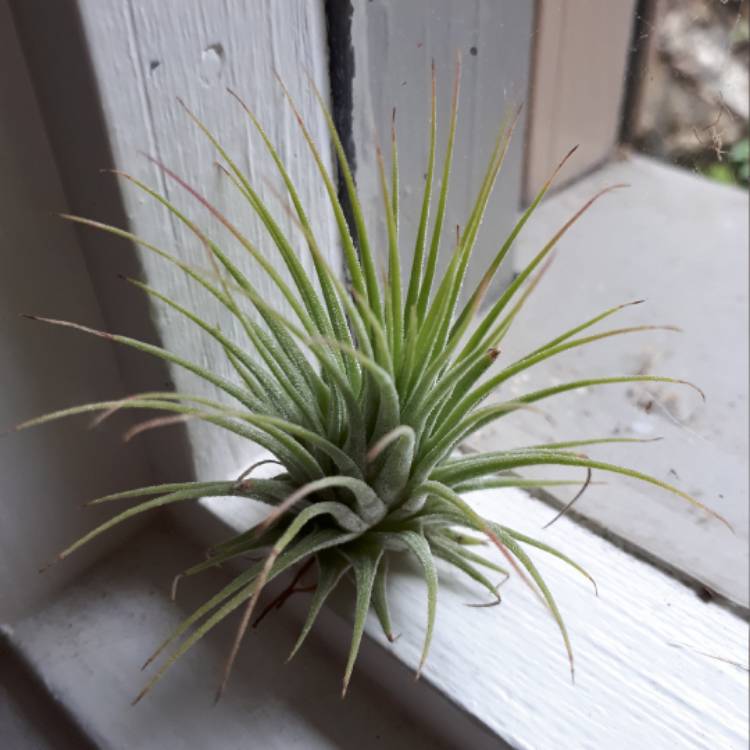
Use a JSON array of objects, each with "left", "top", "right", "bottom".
[
  {"left": 471, "top": 155, "right": 749, "bottom": 608},
  {"left": 0, "top": 632, "right": 95, "bottom": 750},
  {"left": 350, "top": 0, "right": 534, "bottom": 301},
  {"left": 0, "top": 0, "right": 152, "bottom": 624}
]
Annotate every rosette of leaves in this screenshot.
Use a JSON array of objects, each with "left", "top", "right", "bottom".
[{"left": 15, "top": 62, "right": 726, "bottom": 702}]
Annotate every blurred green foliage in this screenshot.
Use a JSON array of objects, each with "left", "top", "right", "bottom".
[{"left": 704, "top": 137, "right": 749, "bottom": 188}]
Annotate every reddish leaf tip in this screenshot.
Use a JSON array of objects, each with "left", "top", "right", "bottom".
[{"left": 170, "top": 574, "right": 183, "bottom": 602}]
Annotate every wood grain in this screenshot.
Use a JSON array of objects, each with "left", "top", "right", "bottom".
[
  {"left": 351, "top": 0, "right": 534, "bottom": 301},
  {"left": 191, "top": 458, "right": 749, "bottom": 749},
  {"left": 71, "top": 0, "right": 340, "bottom": 481}
]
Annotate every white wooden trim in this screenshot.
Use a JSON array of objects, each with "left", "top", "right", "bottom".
[{"left": 186, "top": 457, "right": 749, "bottom": 750}]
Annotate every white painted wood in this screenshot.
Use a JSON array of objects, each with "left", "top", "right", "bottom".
[
  {"left": 33, "top": 0, "right": 339, "bottom": 482},
  {"left": 470, "top": 155, "right": 749, "bottom": 608},
  {"left": 8, "top": 525, "right": 458, "bottom": 750},
  {"left": 190, "top": 469, "right": 749, "bottom": 750},
  {"left": 351, "top": 0, "right": 534, "bottom": 300},
  {"left": 388, "top": 488, "right": 748, "bottom": 749},
  {"left": 0, "top": 0, "right": 152, "bottom": 624}
]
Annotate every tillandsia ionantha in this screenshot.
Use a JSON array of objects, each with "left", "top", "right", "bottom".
[{"left": 14, "top": 59, "right": 729, "bottom": 703}]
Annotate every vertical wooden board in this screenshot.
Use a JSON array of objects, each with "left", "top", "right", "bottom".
[
  {"left": 350, "top": 0, "right": 534, "bottom": 301},
  {"left": 525, "top": 0, "right": 638, "bottom": 201},
  {"left": 0, "top": 0, "right": 152, "bottom": 623},
  {"left": 70, "top": 0, "right": 338, "bottom": 480}
]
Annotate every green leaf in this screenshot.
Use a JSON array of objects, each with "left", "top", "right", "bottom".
[
  {"left": 416, "top": 55, "right": 461, "bottom": 322},
  {"left": 435, "top": 450, "right": 730, "bottom": 528},
  {"left": 371, "top": 554, "right": 397, "bottom": 642},
  {"left": 226, "top": 90, "right": 357, "bottom": 380},
  {"left": 136, "top": 529, "right": 353, "bottom": 703},
  {"left": 404, "top": 63, "right": 437, "bottom": 330},
  {"left": 58, "top": 483, "right": 241, "bottom": 560},
  {"left": 460, "top": 184, "right": 626, "bottom": 361},
  {"left": 288, "top": 552, "right": 351, "bottom": 660},
  {"left": 374, "top": 530, "right": 437, "bottom": 675},
  {"left": 491, "top": 523, "right": 575, "bottom": 680},
  {"left": 500, "top": 527, "right": 597, "bottom": 595},
  {"left": 375, "top": 136, "right": 402, "bottom": 361},
  {"left": 430, "top": 536, "right": 503, "bottom": 605},
  {"left": 342, "top": 546, "right": 383, "bottom": 696}
]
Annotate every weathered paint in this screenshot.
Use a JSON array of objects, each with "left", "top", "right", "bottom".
[
  {"left": 472, "top": 155, "right": 749, "bottom": 609},
  {"left": 198, "top": 478, "right": 749, "bottom": 750}
]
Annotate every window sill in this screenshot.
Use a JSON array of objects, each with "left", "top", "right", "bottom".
[
  {"left": 481, "top": 153, "right": 748, "bottom": 609},
  {"left": 187, "top": 475, "right": 749, "bottom": 750},
  {"left": 5, "top": 471, "right": 746, "bottom": 749}
]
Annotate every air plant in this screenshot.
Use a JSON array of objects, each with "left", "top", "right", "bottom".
[{"left": 14, "top": 59, "right": 727, "bottom": 703}]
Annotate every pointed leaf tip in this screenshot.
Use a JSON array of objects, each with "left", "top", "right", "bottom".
[
  {"left": 543, "top": 468, "right": 592, "bottom": 529},
  {"left": 131, "top": 684, "right": 149, "bottom": 706},
  {"left": 213, "top": 684, "right": 225, "bottom": 705},
  {"left": 170, "top": 574, "right": 183, "bottom": 602}
]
